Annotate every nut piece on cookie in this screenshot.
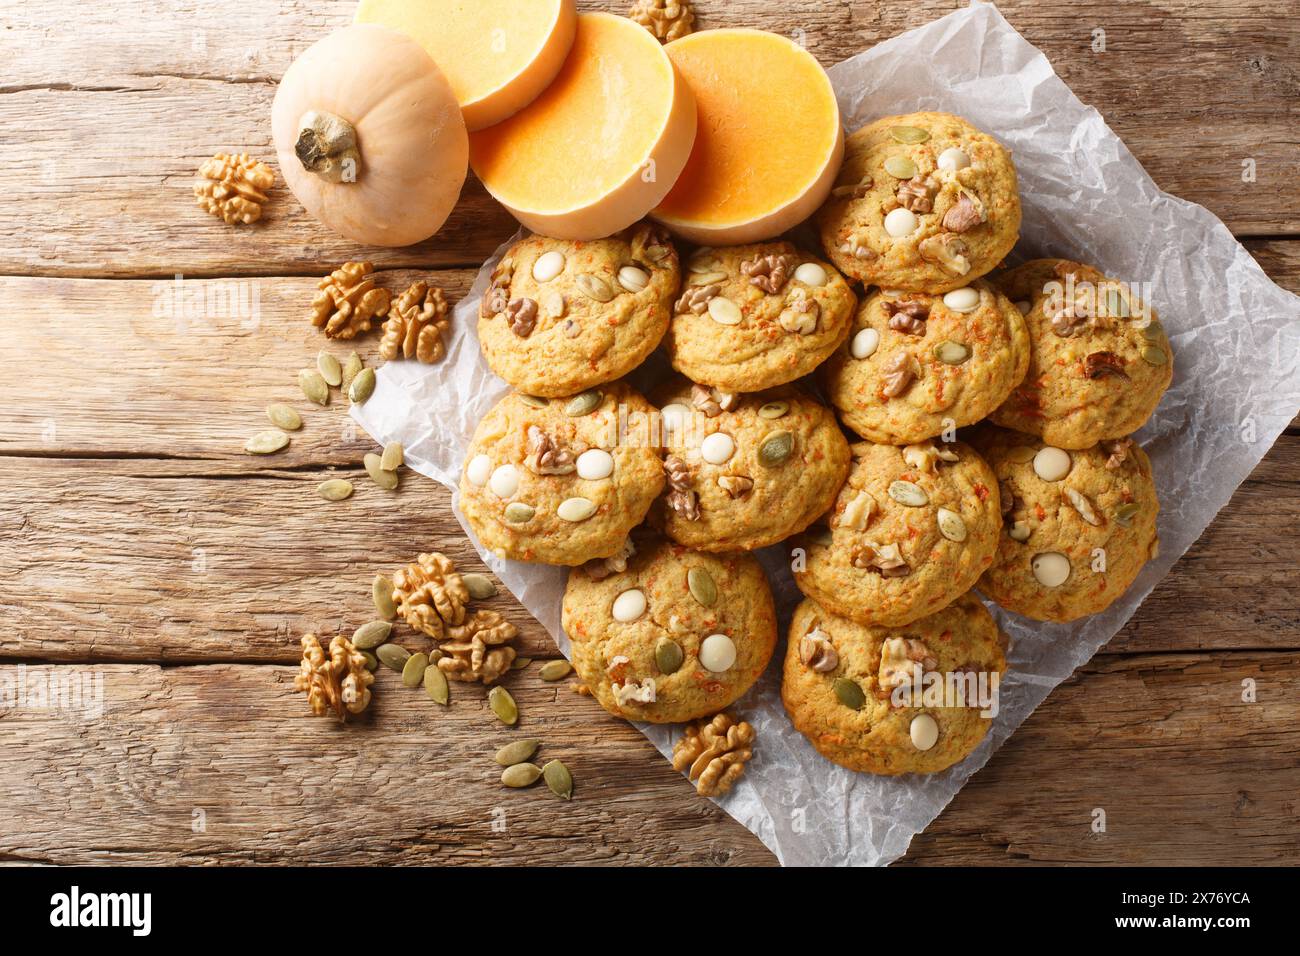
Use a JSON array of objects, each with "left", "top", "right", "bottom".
[
  {"left": 988, "top": 259, "right": 1174, "bottom": 449},
  {"left": 816, "top": 112, "right": 1021, "bottom": 294}
]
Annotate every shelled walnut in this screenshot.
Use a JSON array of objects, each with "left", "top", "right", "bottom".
[
  {"left": 380, "top": 282, "right": 450, "bottom": 363},
  {"left": 194, "top": 153, "right": 275, "bottom": 225},
  {"left": 629, "top": 0, "right": 695, "bottom": 43},
  {"left": 392, "top": 552, "right": 469, "bottom": 639},
  {"left": 294, "top": 633, "right": 374, "bottom": 720},
  {"left": 437, "top": 609, "right": 519, "bottom": 684},
  {"left": 309, "top": 261, "right": 391, "bottom": 340},
  {"left": 672, "top": 712, "right": 755, "bottom": 797}
]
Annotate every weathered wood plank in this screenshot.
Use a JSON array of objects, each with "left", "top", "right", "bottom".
[{"left": 1, "top": 0, "right": 1296, "bottom": 279}]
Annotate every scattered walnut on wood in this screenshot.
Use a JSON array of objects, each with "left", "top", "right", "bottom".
[
  {"left": 942, "top": 191, "right": 987, "bottom": 233},
  {"left": 672, "top": 712, "right": 755, "bottom": 797},
  {"left": 309, "top": 261, "right": 391, "bottom": 340},
  {"left": 740, "top": 253, "right": 798, "bottom": 294},
  {"left": 629, "top": 0, "right": 695, "bottom": 43},
  {"left": 1084, "top": 350, "right": 1130, "bottom": 380},
  {"left": 380, "top": 282, "right": 450, "bottom": 364},
  {"left": 896, "top": 175, "right": 938, "bottom": 213},
  {"left": 881, "top": 351, "right": 920, "bottom": 398},
  {"left": 884, "top": 299, "right": 930, "bottom": 335},
  {"left": 392, "top": 552, "right": 469, "bottom": 640},
  {"left": 438, "top": 609, "right": 519, "bottom": 684},
  {"left": 918, "top": 233, "right": 971, "bottom": 276},
  {"left": 294, "top": 633, "right": 374, "bottom": 720},
  {"left": 505, "top": 297, "right": 538, "bottom": 338},
  {"left": 194, "top": 153, "right": 275, "bottom": 225}
]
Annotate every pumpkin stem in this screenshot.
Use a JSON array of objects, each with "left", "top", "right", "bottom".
[{"left": 295, "top": 110, "right": 362, "bottom": 184}]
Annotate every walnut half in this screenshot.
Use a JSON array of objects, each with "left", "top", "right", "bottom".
[
  {"left": 380, "top": 282, "right": 450, "bottom": 364},
  {"left": 309, "top": 262, "right": 391, "bottom": 340},
  {"left": 194, "top": 153, "right": 274, "bottom": 225},
  {"left": 630, "top": 0, "right": 695, "bottom": 43},
  {"left": 294, "top": 633, "right": 374, "bottom": 720},
  {"left": 671, "top": 712, "right": 755, "bottom": 797},
  {"left": 392, "top": 552, "right": 470, "bottom": 640}
]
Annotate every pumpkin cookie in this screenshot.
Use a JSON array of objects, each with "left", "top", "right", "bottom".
[
  {"left": 970, "top": 425, "right": 1160, "bottom": 622},
  {"left": 652, "top": 378, "right": 851, "bottom": 552},
  {"left": 823, "top": 281, "right": 1030, "bottom": 444},
  {"left": 794, "top": 439, "right": 1001, "bottom": 627},
  {"left": 989, "top": 259, "right": 1174, "bottom": 449},
  {"left": 459, "top": 383, "right": 664, "bottom": 566},
  {"left": 817, "top": 112, "right": 1021, "bottom": 294},
  {"left": 782, "top": 594, "right": 1007, "bottom": 775},
  {"left": 562, "top": 536, "right": 778, "bottom": 724},
  {"left": 662, "top": 241, "right": 856, "bottom": 392},
  {"left": 477, "top": 222, "right": 680, "bottom": 397}
]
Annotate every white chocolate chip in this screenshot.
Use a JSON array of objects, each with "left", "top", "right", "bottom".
[
  {"left": 617, "top": 265, "right": 650, "bottom": 293},
  {"left": 1031, "top": 552, "right": 1071, "bottom": 587},
  {"left": 700, "top": 432, "right": 736, "bottom": 465},
  {"left": 937, "top": 147, "right": 971, "bottom": 172},
  {"left": 850, "top": 327, "right": 880, "bottom": 359},
  {"left": 488, "top": 464, "right": 520, "bottom": 498},
  {"left": 557, "top": 496, "right": 597, "bottom": 522},
  {"left": 794, "top": 262, "right": 829, "bottom": 287},
  {"left": 612, "top": 588, "right": 647, "bottom": 622},
  {"left": 942, "top": 287, "right": 980, "bottom": 312},
  {"left": 707, "top": 296, "right": 742, "bottom": 325},
  {"left": 532, "top": 250, "right": 566, "bottom": 282},
  {"left": 466, "top": 454, "right": 493, "bottom": 487},
  {"left": 884, "top": 208, "right": 919, "bottom": 238},
  {"left": 1033, "top": 447, "right": 1073, "bottom": 482},
  {"left": 1009, "top": 520, "right": 1031, "bottom": 542},
  {"left": 699, "top": 634, "right": 737, "bottom": 673},
  {"left": 909, "top": 713, "right": 940, "bottom": 750},
  {"left": 576, "top": 448, "right": 614, "bottom": 481}
]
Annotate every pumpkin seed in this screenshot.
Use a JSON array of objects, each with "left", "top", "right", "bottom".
[
  {"left": 518, "top": 394, "right": 549, "bottom": 408},
  {"left": 833, "top": 677, "right": 866, "bottom": 710},
  {"left": 341, "top": 352, "right": 364, "bottom": 391},
  {"left": 1114, "top": 502, "right": 1141, "bottom": 526},
  {"left": 687, "top": 567, "right": 717, "bottom": 607},
  {"left": 380, "top": 441, "right": 403, "bottom": 472},
  {"left": 501, "top": 763, "right": 542, "bottom": 788},
  {"left": 890, "top": 125, "right": 931, "bottom": 144},
  {"left": 352, "top": 620, "right": 392, "bottom": 650},
  {"left": 348, "top": 367, "right": 376, "bottom": 404},
  {"left": 376, "top": 643, "right": 411, "bottom": 671},
  {"left": 654, "top": 637, "right": 684, "bottom": 675},
  {"left": 504, "top": 502, "right": 536, "bottom": 524},
  {"left": 1141, "top": 321, "right": 1163, "bottom": 341},
  {"left": 539, "top": 660, "right": 572, "bottom": 682},
  {"left": 495, "top": 739, "right": 541, "bottom": 766},
  {"left": 317, "top": 478, "right": 353, "bottom": 501},
  {"left": 512, "top": 657, "right": 532, "bottom": 670},
  {"left": 402, "top": 652, "right": 429, "bottom": 688},
  {"left": 462, "top": 572, "right": 497, "bottom": 600},
  {"left": 576, "top": 273, "right": 615, "bottom": 302},
  {"left": 564, "top": 390, "right": 602, "bottom": 417},
  {"left": 759, "top": 430, "right": 795, "bottom": 467},
  {"left": 934, "top": 341, "right": 971, "bottom": 365},
  {"left": 884, "top": 154, "right": 918, "bottom": 180},
  {"left": 937, "top": 507, "right": 967, "bottom": 542},
  {"left": 298, "top": 369, "right": 329, "bottom": 406},
  {"left": 245, "top": 430, "right": 289, "bottom": 455},
  {"left": 424, "top": 665, "right": 449, "bottom": 705},
  {"left": 758, "top": 400, "right": 789, "bottom": 419},
  {"left": 1141, "top": 345, "right": 1167, "bottom": 366},
  {"left": 543, "top": 759, "right": 573, "bottom": 800},
  {"left": 488, "top": 686, "right": 518, "bottom": 725},
  {"left": 364, "top": 453, "right": 399, "bottom": 490},
  {"left": 317, "top": 350, "right": 342, "bottom": 387},
  {"left": 360, "top": 651, "right": 378, "bottom": 671},
  {"left": 372, "top": 575, "right": 397, "bottom": 621},
  {"left": 266, "top": 404, "right": 302, "bottom": 431},
  {"left": 1007, "top": 446, "right": 1038, "bottom": 464},
  {"left": 888, "top": 480, "right": 929, "bottom": 507}
]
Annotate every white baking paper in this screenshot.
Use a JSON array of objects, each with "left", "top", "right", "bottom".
[{"left": 353, "top": 1, "right": 1300, "bottom": 866}]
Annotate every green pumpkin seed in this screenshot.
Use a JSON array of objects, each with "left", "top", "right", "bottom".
[
  {"left": 372, "top": 575, "right": 396, "bottom": 621},
  {"left": 364, "top": 453, "right": 399, "bottom": 490},
  {"left": 564, "top": 390, "right": 603, "bottom": 417},
  {"left": 298, "top": 369, "right": 329, "bottom": 406},
  {"left": 348, "top": 367, "right": 376, "bottom": 404},
  {"left": 884, "top": 154, "right": 918, "bottom": 180},
  {"left": 759, "top": 430, "right": 794, "bottom": 467},
  {"left": 576, "top": 273, "right": 615, "bottom": 303},
  {"left": 518, "top": 394, "right": 549, "bottom": 408},
  {"left": 501, "top": 763, "right": 542, "bottom": 788},
  {"left": 266, "top": 404, "right": 302, "bottom": 431},
  {"left": 758, "top": 400, "right": 789, "bottom": 419},
  {"left": 402, "top": 652, "right": 429, "bottom": 688},
  {"left": 424, "top": 665, "right": 449, "bottom": 705},
  {"left": 889, "top": 479, "right": 929, "bottom": 507},
  {"left": 244, "top": 430, "right": 289, "bottom": 455},
  {"left": 360, "top": 651, "right": 378, "bottom": 671},
  {"left": 687, "top": 567, "right": 717, "bottom": 607},
  {"left": 834, "top": 677, "right": 865, "bottom": 710},
  {"left": 488, "top": 686, "right": 518, "bottom": 725},
  {"left": 317, "top": 478, "right": 353, "bottom": 501},
  {"left": 1114, "top": 502, "right": 1141, "bottom": 526},
  {"left": 1140, "top": 345, "right": 1167, "bottom": 366},
  {"left": 512, "top": 657, "right": 532, "bottom": 670},
  {"left": 380, "top": 441, "right": 404, "bottom": 472},
  {"left": 317, "top": 350, "right": 342, "bottom": 387},
  {"left": 341, "top": 352, "right": 364, "bottom": 391},
  {"left": 937, "top": 507, "right": 967, "bottom": 542},
  {"left": 1141, "top": 320, "right": 1163, "bottom": 341},
  {"left": 462, "top": 573, "right": 497, "bottom": 600},
  {"left": 890, "top": 125, "right": 931, "bottom": 144},
  {"left": 352, "top": 620, "right": 392, "bottom": 650},
  {"left": 495, "top": 739, "right": 541, "bottom": 766},
  {"left": 543, "top": 759, "right": 573, "bottom": 800},
  {"left": 654, "top": 637, "right": 684, "bottom": 675},
  {"left": 504, "top": 502, "right": 536, "bottom": 524},
  {"left": 539, "top": 660, "right": 572, "bottom": 682},
  {"left": 934, "top": 341, "right": 971, "bottom": 365},
  {"left": 376, "top": 643, "right": 411, "bottom": 671}
]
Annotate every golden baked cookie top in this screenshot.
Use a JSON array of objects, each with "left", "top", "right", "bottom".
[
  {"left": 989, "top": 258, "right": 1174, "bottom": 449},
  {"left": 970, "top": 425, "right": 1160, "bottom": 622},
  {"left": 651, "top": 378, "right": 852, "bottom": 552},
  {"left": 817, "top": 111, "right": 1021, "bottom": 294},
  {"left": 458, "top": 383, "right": 665, "bottom": 566},
  {"left": 662, "top": 241, "right": 857, "bottom": 392},
  {"left": 823, "top": 281, "right": 1030, "bottom": 444},
  {"left": 561, "top": 536, "right": 778, "bottom": 724},
  {"left": 781, "top": 594, "right": 1007, "bottom": 775},
  {"left": 477, "top": 222, "right": 681, "bottom": 397},
  {"left": 794, "top": 438, "right": 1001, "bottom": 627}
]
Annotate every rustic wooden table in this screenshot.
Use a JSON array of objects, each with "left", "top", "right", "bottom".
[{"left": 2, "top": 0, "right": 1296, "bottom": 866}]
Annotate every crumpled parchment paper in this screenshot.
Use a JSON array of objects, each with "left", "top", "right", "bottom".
[{"left": 353, "top": 1, "right": 1300, "bottom": 866}]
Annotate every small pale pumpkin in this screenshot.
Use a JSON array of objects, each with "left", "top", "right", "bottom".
[{"left": 271, "top": 24, "right": 468, "bottom": 247}]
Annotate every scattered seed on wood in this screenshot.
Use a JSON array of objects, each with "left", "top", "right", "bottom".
[
  {"left": 317, "top": 350, "right": 342, "bottom": 387},
  {"left": 316, "top": 478, "right": 353, "bottom": 501},
  {"left": 462, "top": 573, "right": 497, "bottom": 600},
  {"left": 424, "top": 665, "right": 450, "bottom": 705},
  {"left": 372, "top": 575, "right": 396, "bottom": 621},
  {"left": 494, "top": 739, "right": 540, "bottom": 766},
  {"left": 351, "top": 620, "right": 392, "bottom": 650},
  {"left": 489, "top": 686, "right": 518, "bottom": 725},
  {"left": 244, "top": 430, "right": 289, "bottom": 455},
  {"left": 402, "top": 652, "right": 429, "bottom": 688},
  {"left": 543, "top": 759, "right": 573, "bottom": 800},
  {"left": 539, "top": 660, "right": 573, "bottom": 682},
  {"left": 380, "top": 441, "right": 404, "bottom": 472},
  {"left": 266, "top": 404, "right": 302, "bottom": 431},
  {"left": 501, "top": 763, "right": 542, "bottom": 787},
  {"left": 376, "top": 643, "right": 411, "bottom": 671},
  {"left": 364, "top": 453, "right": 399, "bottom": 490}
]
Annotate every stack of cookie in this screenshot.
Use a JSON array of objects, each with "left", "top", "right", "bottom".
[{"left": 458, "top": 110, "right": 1174, "bottom": 782}]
